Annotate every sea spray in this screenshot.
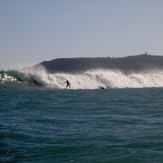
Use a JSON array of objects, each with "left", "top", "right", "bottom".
[{"left": 1, "top": 68, "right": 163, "bottom": 89}]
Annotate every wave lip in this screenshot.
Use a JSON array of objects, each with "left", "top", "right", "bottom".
[{"left": 0, "top": 70, "right": 45, "bottom": 88}]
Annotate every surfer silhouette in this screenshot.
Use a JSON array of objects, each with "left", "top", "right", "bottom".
[
  {"left": 99, "top": 86, "right": 105, "bottom": 90},
  {"left": 65, "top": 80, "right": 71, "bottom": 88}
]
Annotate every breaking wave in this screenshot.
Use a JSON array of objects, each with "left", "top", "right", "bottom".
[{"left": 1, "top": 68, "right": 163, "bottom": 89}]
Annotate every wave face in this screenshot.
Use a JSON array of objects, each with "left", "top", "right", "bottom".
[{"left": 1, "top": 68, "right": 163, "bottom": 89}]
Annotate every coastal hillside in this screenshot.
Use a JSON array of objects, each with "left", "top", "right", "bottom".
[{"left": 34, "top": 54, "right": 163, "bottom": 74}]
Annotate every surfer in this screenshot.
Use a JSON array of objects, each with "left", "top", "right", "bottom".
[
  {"left": 99, "top": 86, "right": 105, "bottom": 90},
  {"left": 65, "top": 80, "right": 71, "bottom": 88}
]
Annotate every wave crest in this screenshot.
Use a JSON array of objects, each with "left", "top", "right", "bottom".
[{"left": 1, "top": 68, "right": 163, "bottom": 89}]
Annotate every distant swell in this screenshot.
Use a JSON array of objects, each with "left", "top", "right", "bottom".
[{"left": 1, "top": 68, "right": 163, "bottom": 89}]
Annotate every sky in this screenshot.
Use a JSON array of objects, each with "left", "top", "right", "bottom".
[{"left": 1, "top": 0, "right": 163, "bottom": 68}]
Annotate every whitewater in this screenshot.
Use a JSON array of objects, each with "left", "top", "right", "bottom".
[{"left": 1, "top": 68, "right": 163, "bottom": 89}]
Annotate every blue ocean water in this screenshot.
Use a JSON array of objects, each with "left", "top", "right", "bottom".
[{"left": 1, "top": 85, "right": 163, "bottom": 162}]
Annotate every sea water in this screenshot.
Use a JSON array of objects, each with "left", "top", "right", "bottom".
[{"left": 1, "top": 85, "right": 163, "bottom": 162}]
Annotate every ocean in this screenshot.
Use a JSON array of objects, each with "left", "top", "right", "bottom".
[{"left": 0, "top": 69, "right": 163, "bottom": 162}]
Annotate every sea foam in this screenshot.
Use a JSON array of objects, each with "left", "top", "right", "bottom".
[{"left": 1, "top": 68, "right": 163, "bottom": 89}]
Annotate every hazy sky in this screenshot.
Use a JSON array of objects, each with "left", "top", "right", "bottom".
[{"left": 1, "top": 0, "right": 163, "bottom": 68}]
